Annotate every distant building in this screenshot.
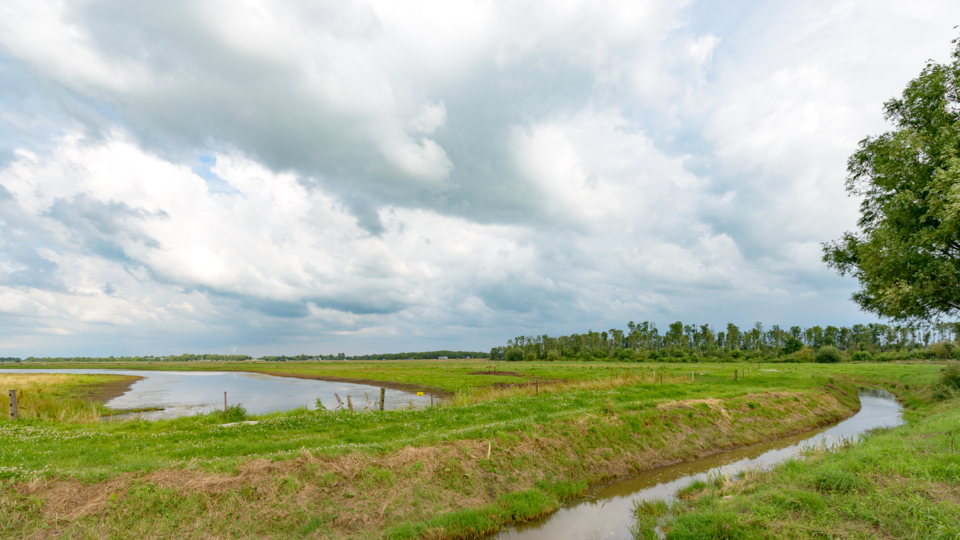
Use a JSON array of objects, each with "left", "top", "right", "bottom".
[{"left": 438, "top": 356, "right": 448, "bottom": 360}]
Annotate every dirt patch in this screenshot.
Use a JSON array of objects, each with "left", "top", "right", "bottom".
[
  {"left": 247, "top": 370, "right": 453, "bottom": 398},
  {"left": 468, "top": 370, "right": 529, "bottom": 377},
  {"left": 21, "top": 476, "right": 132, "bottom": 521},
  {"left": 78, "top": 375, "right": 142, "bottom": 403}
]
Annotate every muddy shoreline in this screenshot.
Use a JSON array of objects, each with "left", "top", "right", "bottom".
[
  {"left": 78, "top": 375, "right": 142, "bottom": 403},
  {"left": 247, "top": 370, "right": 454, "bottom": 398}
]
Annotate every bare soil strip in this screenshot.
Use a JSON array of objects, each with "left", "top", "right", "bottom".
[
  {"left": 77, "top": 376, "right": 142, "bottom": 403},
  {"left": 248, "top": 370, "right": 454, "bottom": 398}
]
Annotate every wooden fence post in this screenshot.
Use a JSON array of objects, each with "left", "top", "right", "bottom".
[
  {"left": 734, "top": 370, "right": 738, "bottom": 381},
  {"left": 380, "top": 388, "right": 385, "bottom": 411},
  {"left": 8, "top": 390, "right": 16, "bottom": 421},
  {"left": 224, "top": 391, "right": 227, "bottom": 413}
]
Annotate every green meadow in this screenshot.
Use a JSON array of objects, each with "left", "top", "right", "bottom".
[{"left": 0, "top": 361, "right": 950, "bottom": 539}]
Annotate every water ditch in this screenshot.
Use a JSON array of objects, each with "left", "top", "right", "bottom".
[
  {"left": 0, "top": 369, "right": 434, "bottom": 418},
  {"left": 490, "top": 389, "right": 903, "bottom": 540}
]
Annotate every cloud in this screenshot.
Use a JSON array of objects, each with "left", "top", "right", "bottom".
[{"left": 1, "top": 0, "right": 960, "bottom": 355}]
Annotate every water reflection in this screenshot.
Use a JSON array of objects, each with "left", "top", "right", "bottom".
[
  {"left": 0, "top": 368, "right": 435, "bottom": 419},
  {"left": 491, "top": 389, "right": 903, "bottom": 540}
]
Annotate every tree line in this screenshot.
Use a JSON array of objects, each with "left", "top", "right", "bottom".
[
  {"left": 22, "top": 354, "right": 254, "bottom": 362},
  {"left": 490, "top": 321, "right": 960, "bottom": 362},
  {"left": 17, "top": 351, "right": 489, "bottom": 363}
]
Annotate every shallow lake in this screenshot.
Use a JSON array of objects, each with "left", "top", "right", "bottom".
[
  {"left": 0, "top": 368, "right": 435, "bottom": 419},
  {"left": 490, "top": 389, "right": 903, "bottom": 540}
]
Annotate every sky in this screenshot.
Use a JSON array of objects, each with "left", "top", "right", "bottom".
[{"left": 1, "top": 1, "right": 959, "bottom": 357}]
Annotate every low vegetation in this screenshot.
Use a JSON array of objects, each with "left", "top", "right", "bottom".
[
  {"left": 0, "top": 373, "right": 139, "bottom": 422},
  {"left": 631, "top": 363, "right": 960, "bottom": 539},
  {"left": 0, "top": 362, "right": 946, "bottom": 539}
]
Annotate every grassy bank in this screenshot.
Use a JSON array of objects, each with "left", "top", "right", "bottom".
[
  {"left": 632, "top": 369, "right": 960, "bottom": 539},
  {"left": 0, "top": 359, "right": 651, "bottom": 395},
  {"left": 0, "top": 373, "right": 140, "bottom": 422},
  {"left": 0, "top": 363, "right": 946, "bottom": 539}
]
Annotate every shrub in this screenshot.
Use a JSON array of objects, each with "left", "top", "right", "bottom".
[
  {"left": 218, "top": 404, "right": 248, "bottom": 423},
  {"left": 545, "top": 350, "right": 561, "bottom": 362},
  {"left": 933, "top": 361, "right": 960, "bottom": 400},
  {"left": 943, "top": 361, "right": 960, "bottom": 387},
  {"left": 851, "top": 350, "right": 874, "bottom": 362},
  {"left": 931, "top": 342, "right": 952, "bottom": 359},
  {"left": 504, "top": 348, "right": 524, "bottom": 362},
  {"left": 875, "top": 351, "right": 900, "bottom": 362},
  {"left": 815, "top": 346, "right": 843, "bottom": 364}
]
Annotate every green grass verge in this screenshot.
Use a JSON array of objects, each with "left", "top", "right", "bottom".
[{"left": 634, "top": 398, "right": 960, "bottom": 539}]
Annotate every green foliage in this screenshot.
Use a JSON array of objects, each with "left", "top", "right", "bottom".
[
  {"left": 668, "top": 511, "right": 747, "bottom": 540},
  {"left": 218, "top": 404, "right": 248, "bottom": 423},
  {"left": 497, "top": 319, "right": 960, "bottom": 363},
  {"left": 850, "top": 350, "right": 874, "bottom": 362},
  {"left": 813, "top": 467, "right": 867, "bottom": 493},
  {"left": 931, "top": 341, "right": 952, "bottom": 358},
  {"left": 504, "top": 348, "right": 524, "bottom": 362},
  {"left": 823, "top": 38, "right": 960, "bottom": 320},
  {"left": 941, "top": 361, "right": 960, "bottom": 388},
  {"left": 933, "top": 361, "right": 960, "bottom": 400},
  {"left": 815, "top": 346, "right": 843, "bottom": 364}
]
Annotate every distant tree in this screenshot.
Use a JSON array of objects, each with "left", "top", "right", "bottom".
[
  {"left": 815, "top": 346, "right": 843, "bottom": 364},
  {"left": 505, "top": 348, "right": 524, "bottom": 362},
  {"left": 823, "top": 38, "right": 960, "bottom": 320},
  {"left": 725, "top": 323, "right": 741, "bottom": 350}
]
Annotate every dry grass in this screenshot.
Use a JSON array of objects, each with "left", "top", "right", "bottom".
[
  {"left": 447, "top": 370, "right": 692, "bottom": 406},
  {"left": 0, "top": 373, "right": 136, "bottom": 423}
]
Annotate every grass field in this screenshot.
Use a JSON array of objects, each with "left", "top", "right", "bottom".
[{"left": 0, "top": 361, "right": 950, "bottom": 539}]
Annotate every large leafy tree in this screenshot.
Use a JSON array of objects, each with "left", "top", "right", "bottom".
[{"left": 823, "top": 39, "right": 960, "bottom": 321}]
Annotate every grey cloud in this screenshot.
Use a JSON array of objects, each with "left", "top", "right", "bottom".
[
  {"left": 0, "top": 243, "right": 62, "bottom": 290},
  {"left": 1, "top": 1, "right": 697, "bottom": 230},
  {"left": 45, "top": 195, "right": 165, "bottom": 261},
  {"left": 478, "top": 275, "right": 573, "bottom": 314},
  {"left": 311, "top": 295, "right": 409, "bottom": 316},
  {"left": 238, "top": 297, "right": 310, "bottom": 319}
]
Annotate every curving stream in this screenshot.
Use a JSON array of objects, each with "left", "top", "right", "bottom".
[
  {"left": 0, "top": 368, "right": 434, "bottom": 418},
  {"left": 490, "top": 389, "right": 903, "bottom": 540}
]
